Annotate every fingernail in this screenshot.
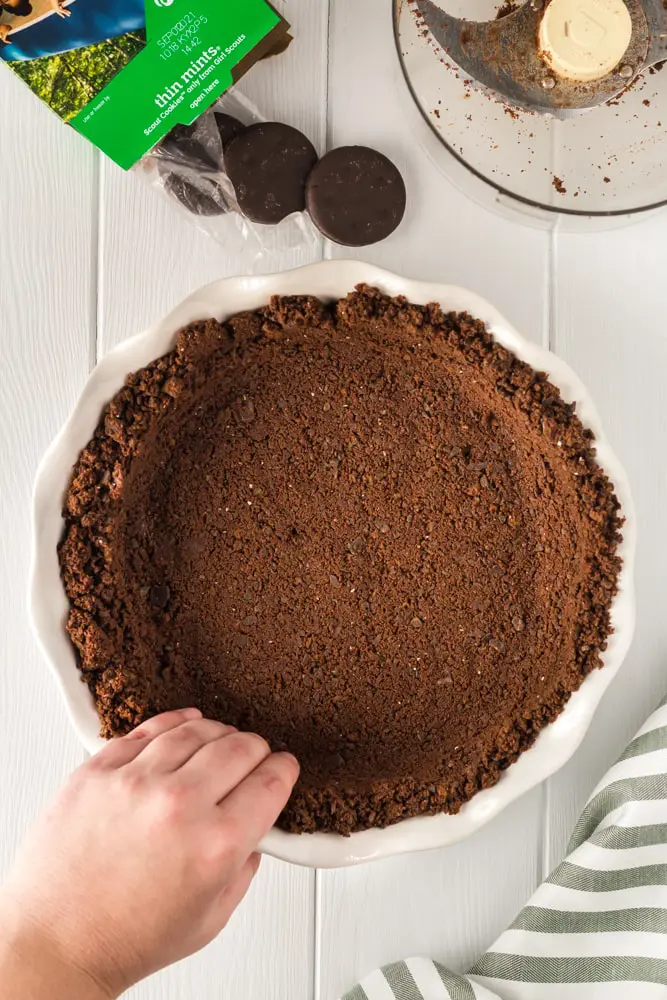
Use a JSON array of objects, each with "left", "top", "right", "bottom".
[{"left": 183, "top": 707, "right": 203, "bottom": 720}]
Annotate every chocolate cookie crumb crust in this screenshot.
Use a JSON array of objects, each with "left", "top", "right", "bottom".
[{"left": 59, "top": 287, "right": 622, "bottom": 835}]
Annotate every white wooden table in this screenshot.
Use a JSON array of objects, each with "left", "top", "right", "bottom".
[{"left": 2, "top": 2, "right": 667, "bottom": 997}]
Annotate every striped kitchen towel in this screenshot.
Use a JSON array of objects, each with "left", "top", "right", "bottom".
[{"left": 342, "top": 692, "right": 667, "bottom": 1000}]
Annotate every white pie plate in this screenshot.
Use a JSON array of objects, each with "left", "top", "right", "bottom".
[{"left": 30, "top": 260, "right": 636, "bottom": 868}]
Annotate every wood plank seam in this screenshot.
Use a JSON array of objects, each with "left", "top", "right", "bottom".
[{"left": 92, "top": 152, "right": 102, "bottom": 371}]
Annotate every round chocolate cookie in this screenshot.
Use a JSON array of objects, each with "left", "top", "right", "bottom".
[
  {"left": 306, "top": 146, "right": 406, "bottom": 246},
  {"left": 157, "top": 113, "right": 235, "bottom": 216},
  {"left": 224, "top": 122, "right": 318, "bottom": 224},
  {"left": 160, "top": 170, "right": 227, "bottom": 217},
  {"left": 158, "top": 120, "right": 220, "bottom": 173},
  {"left": 214, "top": 111, "right": 245, "bottom": 150}
]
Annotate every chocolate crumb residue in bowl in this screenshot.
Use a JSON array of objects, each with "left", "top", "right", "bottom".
[{"left": 58, "top": 285, "right": 623, "bottom": 837}]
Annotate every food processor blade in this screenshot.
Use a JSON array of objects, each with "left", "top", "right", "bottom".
[{"left": 414, "top": 0, "right": 656, "bottom": 114}]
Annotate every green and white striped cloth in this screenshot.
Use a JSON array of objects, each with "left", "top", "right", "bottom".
[{"left": 342, "top": 693, "right": 667, "bottom": 1000}]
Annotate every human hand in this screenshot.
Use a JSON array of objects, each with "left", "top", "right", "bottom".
[
  {"left": 0, "top": 708, "right": 299, "bottom": 999},
  {"left": 51, "top": 0, "right": 72, "bottom": 16},
  {"left": 0, "top": 24, "right": 12, "bottom": 43}
]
